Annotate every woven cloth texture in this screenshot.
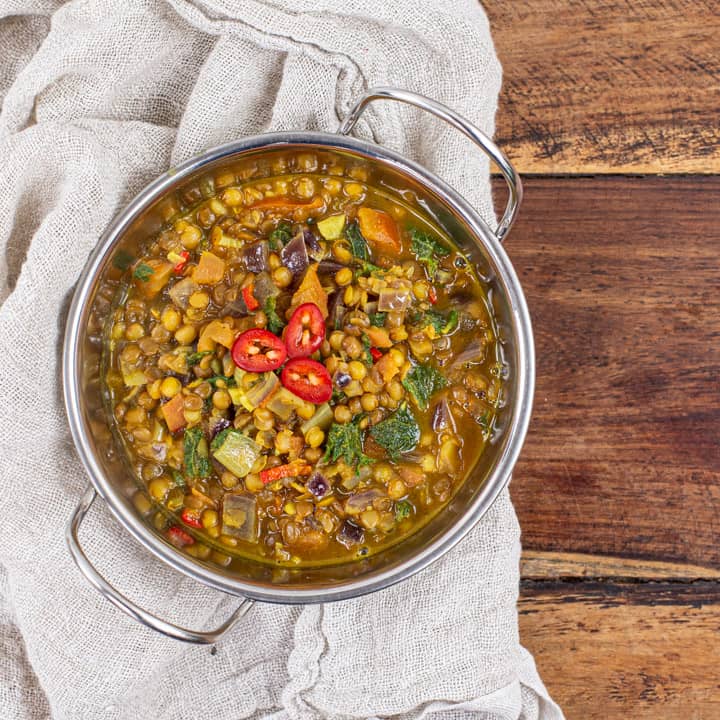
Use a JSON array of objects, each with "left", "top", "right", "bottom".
[{"left": 0, "top": 1, "right": 563, "bottom": 718}]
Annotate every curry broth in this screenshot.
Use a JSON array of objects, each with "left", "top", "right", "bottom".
[{"left": 105, "top": 154, "right": 503, "bottom": 568}]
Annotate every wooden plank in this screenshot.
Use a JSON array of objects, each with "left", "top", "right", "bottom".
[
  {"left": 522, "top": 550, "right": 720, "bottom": 581},
  {"left": 497, "top": 176, "right": 720, "bottom": 567},
  {"left": 519, "top": 581, "right": 720, "bottom": 718},
  {"left": 485, "top": 1, "right": 720, "bottom": 174}
]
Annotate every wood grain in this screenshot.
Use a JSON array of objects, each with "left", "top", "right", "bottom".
[
  {"left": 498, "top": 176, "right": 720, "bottom": 567},
  {"left": 485, "top": 1, "right": 720, "bottom": 173},
  {"left": 522, "top": 550, "right": 720, "bottom": 581},
  {"left": 519, "top": 581, "right": 720, "bottom": 718}
]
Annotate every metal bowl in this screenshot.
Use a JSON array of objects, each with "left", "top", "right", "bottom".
[{"left": 63, "top": 88, "right": 533, "bottom": 643}]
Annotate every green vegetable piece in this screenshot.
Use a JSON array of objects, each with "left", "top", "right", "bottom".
[
  {"left": 113, "top": 249, "right": 135, "bottom": 271},
  {"left": 361, "top": 333, "right": 373, "bottom": 366},
  {"left": 212, "top": 429, "right": 262, "bottom": 478},
  {"left": 317, "top": 214, "right": 346, "bottom": 240},
  {"left": 395, "top": 500, "right": 413, "bottom": 522},
  {"left": 300, "top": 402, "right": 334, "bottom": 435},
  {"left": 264, "top": 296, "right": 285, "bottom": 335},
  {"left": 269, "top": 222, "right": 292, "bottom": 250},
  {"left": 345, "top": 222, "right": 369, "bottom": 261},
  {"left": 369, "top": 403, "right": 420, "bottom": 461},
  {"left": 171, "top": 469, "right": 187, "bottom": 491},
  {"left": 183, "top": 427, "right": 211, "bottom": 479},
  {"left": 422, "top": 309, "right": 459, "bottom": 335},
  {"left": 402, "top": 363, "right": 447, "bottom": 411},
  {"left": 409, "top": 228, "right": 450, "bottom": 277},
  {"left": 369, "top": 312, "right": 387, "bottom": 328},
  {"left": 206, "top": 374, "right": 237, "bottom": 388},
  {"left": 133, "top": 262, "right": 155, "bottom": 282},
  {"left": 186, "top": 350, "right": 214, "bottom": 366},
  {"left": 323, "top": 417, "right": 373, "bottom": 469}
]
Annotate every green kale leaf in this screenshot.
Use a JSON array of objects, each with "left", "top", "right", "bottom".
[
  {"left": 420, "top": 308, "right": 459, "bottom": 335},
  {"left": 409, "top": 228, "right": 450, "bottom": 277},
  {"left": 323, "top": 417, "right": 373, "bottom": 469},
  {"left": 269, "top": 222, "right": 293, "bottom": 251},
  {"left": 369, "top": 311, "right": 387, "bottom": 327},
  {"left": 264, "top": 296, "right": 285, "bottom": 335},
  {"left": 186, "top": 350, "right": 214, "bottom": 366},
  {"left": 183, "top": 427, "right": 211, "bottom": 479},
  {"left": 395, "top": 500, "right": 413, "bottom": 522},
  {"left": 401, "top": 363, "right": 447, "bottom": 411},
  {"left": 345, "top": 221, "right": 369, "bottom": 261},
  {"left": 369, "top": 403, "right": 420, "bottom": 460},
  {"left": 133, "top": 262, "right": 155, "bottom": 282}
]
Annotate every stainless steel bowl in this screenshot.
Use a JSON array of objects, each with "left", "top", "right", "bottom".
[{"left": 63, "top": 88, "right": 533, "bottom": 643}]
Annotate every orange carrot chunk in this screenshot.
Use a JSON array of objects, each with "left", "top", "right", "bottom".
[{"left": 357, "top": 207, "right": 401, "bottom": 254}]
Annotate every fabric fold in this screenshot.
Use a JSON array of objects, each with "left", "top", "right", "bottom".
[{"left": 0, "top": 0, "right": 562, "bottom": 718}]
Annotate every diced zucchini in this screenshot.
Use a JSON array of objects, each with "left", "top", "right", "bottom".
[
  {"left": 211, "top": 429, "right": 261, "bottom": 478},
  {"left": 317, "top": 214, "right": 346, "bottom": 240},
  {"left": 300, "top": 402, "right": 334, "bottom": 435}
]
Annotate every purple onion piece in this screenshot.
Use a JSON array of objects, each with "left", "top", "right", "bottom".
[
  {"left": 307, "top": 472, "right": 330, "bottom": 499},
  {"left": 210, "top": 418, "right": 231, "bottom": 439},
  {"left": 242, "top": 240, "right": 270, "bottom": 272},
  {"left": 333, "top": 370, "right": 351, "bottom": 389},
  {"left": 327, "top": 290, "right": 346, "bottom": 330},
  {"left": 253, "top": 271, "right": 280, "bottom": 305},
  {"left": 281, "top": 232, "right": 309, "bottom": 278},
  {"left": 337, "top": 520, "right": 364, "bottom": 548}
]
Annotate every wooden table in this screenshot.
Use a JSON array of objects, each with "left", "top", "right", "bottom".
[{"left": 484, "top": 3, "right": 720, "bottom": 717}]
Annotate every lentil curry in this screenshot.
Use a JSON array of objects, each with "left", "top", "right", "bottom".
[{"left": 106, "top": 151, "right": 504, "bottom": 568}]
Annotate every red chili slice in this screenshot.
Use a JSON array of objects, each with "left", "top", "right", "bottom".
[
  {"left": 370, "top": 347, "right": 383, "bottom": 362},
  {"left": 232, "top": 328, "right": 287, "bottom": 372},
  {"left": 173, "top": 250, "right": 190, "bottom": 274},
  {"left": 428, "top": 285, "right": 437, "bottom": 304},
  {"left": 242, "top": 284, "right": 260, "bottom": 311},
  {"left": 280, "top": 358, "right": 332, "bottom": 403},
  {"left": 180, "top": 508, "right": 203, "bottom": 528},
  {"left": 284, "top": 303, "right": 326, "bottom": 358},
  {"left": 167, "top": 526, "right": 195, "bottom": 547}
]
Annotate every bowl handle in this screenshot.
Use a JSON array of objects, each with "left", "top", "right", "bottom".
[
  {"left": 337, "top": 86, "right": 523, "bottom": 243},
  {"left": 66, "top": 485, "right": 254, "bottom": 644}
]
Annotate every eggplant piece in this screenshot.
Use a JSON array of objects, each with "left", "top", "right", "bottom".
[
  {"left": 303, "top": 229, "right": 324, "bottom": 261},
  {"left": 306, "top": 472, "right": 330, "bottom": 499},
  {"left": 337, "top": 520, "right": 364, "bottom": 548},
  {"left": 242, "top": 240, "right": 269, "bottom": 272},
  {"left": 168, "top": 277, "right": 199, "bottom": 309},
  {"left": 317, "top": 259, "right": 345, "bottom": 276},
  {"left": 281, "top": 232, "right": 309, "bottom": 278},
  {"left": 253, "top": 271, "right": 280, "bottom": 305},
  {"left": 377, "top": 287, "right": 412, "bottom": 312},
  {"left": 222, "top": 493, "right": 257, "bottom": 542}
]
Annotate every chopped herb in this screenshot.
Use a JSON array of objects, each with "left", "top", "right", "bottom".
[
  {"left": 477, "top": 413, "right": 489, "bottom": 431},
  {"left": 402, "top": 363, "right": 447, "bottom": 411},
  {"left": 420, "top": 308, "right": 459, "bottom": 335},
  {"left": 395, "top": 500, "right": 412, "bottom": 521},
  {"left": 133, "top": 262, "right": 155, "bottom": 282},
  {"left": 112, "top": 249, "right": 135, "bottom": 271},
  {"left": 369, "top": 311, "right": 387, "bottom": 327},
  {"left": 264, "top": 296, "right": 285, "bottom": 334},
  {"left": 206, "top": 374, "right": 237, "bottom": 388},
  {"left": 409, "top": 228, "right": 450, "bottom": 277},
  {"left": 345, "top": 221, "right": 369, "bottom": 261},
  {"left": 323, "top": 416, "right": 373, "bottom": 469},
  {"left": 171, "top": 469, "right": 187, "bottom": 490},
  {"left": 331, "top": 389, "right": 347, "bottom": 404},
  {"left": 183, "top": 427, "right": 211, "bottom": 479},
  {"left": 361, "top": 333, "right": 373, "bottom": 366},
  {"left": 210, "top": 427, "right": 233, "bottom": 452},
  {"left": 186, "top": 350, "right": 213, "bottom": 366},
  {"left": 369, "top": 403, "right": 420, "bottom": 461},
  {"left": 269, "top": 222, "right": 292, "bottom": 251}
]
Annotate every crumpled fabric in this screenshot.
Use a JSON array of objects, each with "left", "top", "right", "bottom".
[{"left": 0, "top": 0, "right": 564, "bottom": 718}]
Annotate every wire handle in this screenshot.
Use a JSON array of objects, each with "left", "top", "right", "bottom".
[
  {"left": 66, "top": 485, "right": 254, "bottom": 644},
  {"left": 337, "top": 87, "right": 522, "bottom": 242}
]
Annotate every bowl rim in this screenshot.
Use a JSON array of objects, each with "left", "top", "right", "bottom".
[{"left": 63, "top": 130, "right": 534, "bottom": 603}]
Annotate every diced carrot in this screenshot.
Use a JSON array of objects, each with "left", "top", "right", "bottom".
[
  {"left": 161, "top": 393, "right": 186, "bottom": 433},
  {"left": 133, "top": 258, "right": 174, "bottom": 299},
  {"left": 290, "top": 264, "right": 328, "bottom": 318},
  {"left": 249, "top": 196, "right": 324, "bottom": 212},
  {"left": 197, "top": 320, "right": 235, "bottom": 352},
  {"left": 375, "top": 352, "right": 399, "bottom": 382},
  {"left": 193, "top": 251, "right": 226, "bottom": 284},
  {"left": 365, "top": 326, "right": 393, "bottom": 348},
  {"left": 357, "top": 207, "right": 401, "bottom": 254},
  {"left": 260, "top": 461, "right": 312, "bottom": 485}
]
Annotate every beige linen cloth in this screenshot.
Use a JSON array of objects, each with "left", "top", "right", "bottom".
[{"left": 0, "top": 1, "right": 564, "bottom": 718}]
